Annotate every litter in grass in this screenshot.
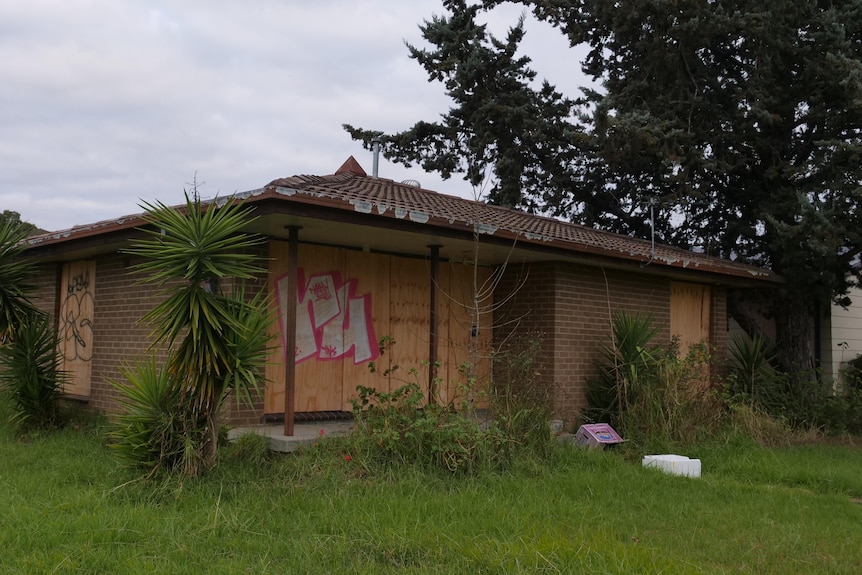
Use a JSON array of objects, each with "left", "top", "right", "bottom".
[{"left": 643, "top": 454, "right": 702, "bottom": 478}]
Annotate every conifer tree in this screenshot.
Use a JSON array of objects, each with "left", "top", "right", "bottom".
[
  {"left": 504, "top": 0, "right": 862, "bottom": 373},
  {"left": 344, "top": 0, "right": 584, "bottom": 210},
  {"left": 351, "top": 0, "right": 862, "bottom": 373}
]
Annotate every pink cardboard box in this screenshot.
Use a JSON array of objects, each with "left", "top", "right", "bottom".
[{"left": 575, "top": 423, "right": 624, "bottom": 449}]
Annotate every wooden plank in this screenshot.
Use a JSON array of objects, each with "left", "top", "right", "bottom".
[
  {"left": 264, "top": 240, "right": 288, "bottom": 414},
  {"left": 291, "top": 245, "right": 346, "bottom": 412},
  {"left": 428, "top": 246, "right": 441, "bottom": 403},
  {"left": 446, "top": 263, "right": 493, "bottom": 409},
  {"left": 670, "top": 281, "right": 712, "bottom": 356},
  {"left": 436, "top": 265, "right": 453, "bottom": 404},
  {"left": 341, "top": 251, "right": 391, "bottom": 409},
  {"left": 58, "top": 261, "right": 96, "bottom": 397},
  {"left": 388, "top": 257, "right": 431, "bottom": 398}
]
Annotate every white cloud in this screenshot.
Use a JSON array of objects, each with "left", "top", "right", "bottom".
[{"left": 0, "top": 0, "right": 590, "bottom": 231}]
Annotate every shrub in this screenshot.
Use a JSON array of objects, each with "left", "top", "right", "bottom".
[
  {"left": 116, "top": 192, "right": 271, "bottom": 476},
  {"left": 346, "top": 382, "right": 498, "bottom": 474},
  {"left": 585, "top": 311, "right": 725, "bottom": 449},
  {"left": 110, "top": 357, "right": 208, "bottom": 477},
  {"left": 0, "top": 311, "right": 66, "bottom": 431},
  {"left": 489, "top": 337, "right": 552, "bottom": 458},
  {"left": 0, "top": 220, "right": 65, "bottom": 433},
  {"left": 584, "top": 311, "right": 659, "bottom": 427},
  {"left": 346, "top": 341, "right": 553, "bottom": 473},
  {"left": 840, "top": 353, "right": 862, "bottom": 393},
  {"left": 622, "top": 342, "right": 725, "bottom": 448},
  {"left": 0, "top": 219, "right": 39, "bottom": 342},
  {"left": 725, "top": 335, "right": 862, "bottom": 435},
  {"left": 726, "top": 335, "right": 777, "bottom": 400}
]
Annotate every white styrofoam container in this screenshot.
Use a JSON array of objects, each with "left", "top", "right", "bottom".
[{"left": 642, "top": 454, "right": 701, "bottom": 478}]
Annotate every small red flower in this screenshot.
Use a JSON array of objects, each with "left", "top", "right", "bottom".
[
  {"left": 319, "top": 429, "right": 325, "bottom": 436},
  {"left": 344, "top": 455, "right": 352, "bottom": 462}
]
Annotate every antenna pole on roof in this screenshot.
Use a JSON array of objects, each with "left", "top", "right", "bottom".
[
  {"left": 641, "top": 197, "right": 657, "bottom": 268},
  {"left": 371, "top": 137, "right": 381, "bottom": 179}
]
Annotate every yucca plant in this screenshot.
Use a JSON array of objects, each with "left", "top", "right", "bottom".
[
  {"left": 727, "top": 334, "right": 778, "bottom": 405},
  {"left": 110, "top": 357, "right": 204, "bottom": 476},
  {"left": 585, "top": 310, "right": 659, "bottom": 426},
  {"left": 0, "top": 220, "right": 65, "bottom": 432},
  {"left": 0, "top": 311, "right": 66, "bottom": 430},
  {"left": 119, "top": 192, "right": 270, "bottom": 474},
  {"left": 0, "top": 219, "right": 39, "bottom": 342}
]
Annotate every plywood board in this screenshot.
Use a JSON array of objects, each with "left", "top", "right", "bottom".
[
  {"left": 435, "top": 265, "right": 453, "bottom": 404},
  {"left": 388, "top": 257, "right": 431, "bottom": 397},
  {"left": 670, "top": 281, "right": 712, "bottom": 356},
  {"left": 58, "top": 261, "right": 96, "bottom": 397},
  {"left": 446, "top": 263, "right": 493, "bottom": 409},
  {"left": 294, "top": 245, "right": 346, "bottom": 412},
  {"left": 342, "top": 251, "right": 391, "bottom": 409},
  {"left": 264, "top": 240, "right": 289, "bottom": 414}
]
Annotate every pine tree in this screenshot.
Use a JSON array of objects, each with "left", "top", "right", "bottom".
[
  {"left": 344, "top": 0, "right": 584, "bottom": 210},
  {"left": 352, "top": 0, "right": 862, "bottom": 373},
  {"left": 505, "top": 0, "right": 862, "bottom": 372}
]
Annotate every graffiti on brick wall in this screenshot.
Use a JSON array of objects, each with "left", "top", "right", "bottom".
[
  {"left": 61, "top": 270, "right": 94, "bottom": 362},
  {"left": 276, "top": 269, "right": 379, "bottom": 365}
]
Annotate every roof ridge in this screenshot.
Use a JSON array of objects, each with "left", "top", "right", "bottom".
[{"left": 334, "top": 156, "right": 367, "bottom": 177}]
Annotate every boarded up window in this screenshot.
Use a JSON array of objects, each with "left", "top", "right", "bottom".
[
  {"left": 670, "top": 281, "right": 711, "bottom": 356},
  {"left": 58, "top": 261, "right": 95, "bottom": 397},
  {"left": 264, "top": 241, "right": 492, "bottom": 414}
]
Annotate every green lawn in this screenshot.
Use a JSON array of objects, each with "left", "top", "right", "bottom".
[{"left": 1, "top": 425, "right": 860, "bottom": 574}]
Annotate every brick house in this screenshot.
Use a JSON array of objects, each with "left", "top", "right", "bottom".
[{"left": 22, "top": 158, "right": 777, "bottom": 433}]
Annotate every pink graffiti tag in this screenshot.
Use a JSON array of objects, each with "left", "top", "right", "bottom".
[
  {"left": 276, "top": 269, "right": 379, "bottom": 365},
  {"left": 308, "top": 279, "right": 333, "bottom": 301}
]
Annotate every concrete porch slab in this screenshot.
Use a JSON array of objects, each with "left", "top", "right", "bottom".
[{"left": 228, "top": 421, "right": 354, "bottom": 453}]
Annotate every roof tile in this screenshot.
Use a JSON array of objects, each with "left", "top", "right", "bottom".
[{"left": 266, "top": 168, "right": 776, "bottom": 281}]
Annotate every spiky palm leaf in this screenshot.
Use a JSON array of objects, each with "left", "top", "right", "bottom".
[
  {"left": 0, "top": 311, "right": 66, "bottom": 430},
  {"left": 0, "top": 220, "right": 39, "bottom": 341},
  {"left": 126, "top": 195, "right": 264, "bottom": 342},
  {"left": 585, "top": 311, "right": 659, "bottom": 425},
  {"left": 110, "top": 357, "right": 206, "bottom": 476},
  {"left": 220, "top": 284, "right": 274, "bottom": 409},
  {"left": 119, "top": 193, "right": 270, "bottom": 474},
  {"left": 124, "top": 193, "right": 266, "bottom": 401}
]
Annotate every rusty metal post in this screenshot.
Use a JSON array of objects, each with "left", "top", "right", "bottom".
[
  {"left": 284, "top": 226, "right": 301, "bottom": 436},
  {"left": 428, "top": 244, "right": 441, "bottom": 404}
]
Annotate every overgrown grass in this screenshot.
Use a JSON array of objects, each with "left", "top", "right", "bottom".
[{"left": 1, "top": 419, "right": 860, "bottom": 574}]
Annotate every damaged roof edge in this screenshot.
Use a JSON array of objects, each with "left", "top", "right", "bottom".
[
  {"left": 264, "top": 183, "right": 777, "bottom": 282},
  {"left": 21, "top": 179, "right": 778, "bottom": 284}
]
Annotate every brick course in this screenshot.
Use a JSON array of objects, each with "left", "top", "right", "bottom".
[
  {"left": 494, "top": 261, "right": 707, "bottom": 430},
  {"left": 30, "top": 249, "right": 729, "bottom": 432},
  {"left": 31, "top": 253, "right": 267, "bottom": 426}
]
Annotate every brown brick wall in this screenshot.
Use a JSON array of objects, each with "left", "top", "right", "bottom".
[
  {"left": 552, "top": 263, "right": 670, "bottom": 428},
  {"left": 29, "top": 252, "right": 267, "bottom": 426},
  {"left": 30, "top": 262, "right": 61, "bottom": 318},
  {"left": 89, "top": 253, "right": 171, "bottom": 415},
  {"left": 710, "top": 284, "right": 729, "bottom": 376},
  {"left": 29, "top": 245, "right": 728, "bottom": 432},
  {"left": 495, "top": 261, "right": 674, "bottom": 430},
  {"left": 493, "top": 261, "right": 557, "bottom": 405}
]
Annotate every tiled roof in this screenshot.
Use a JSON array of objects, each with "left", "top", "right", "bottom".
[
  {"left": 22, "top": 159, "right": 776, "bottom": 283},
  {"left": 264, "top": 167, "right": 776, "bottom": 282}
]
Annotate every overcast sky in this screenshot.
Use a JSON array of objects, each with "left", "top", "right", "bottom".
[{"left": 1, "top": 0, "right": 587, "bottom": 232}]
